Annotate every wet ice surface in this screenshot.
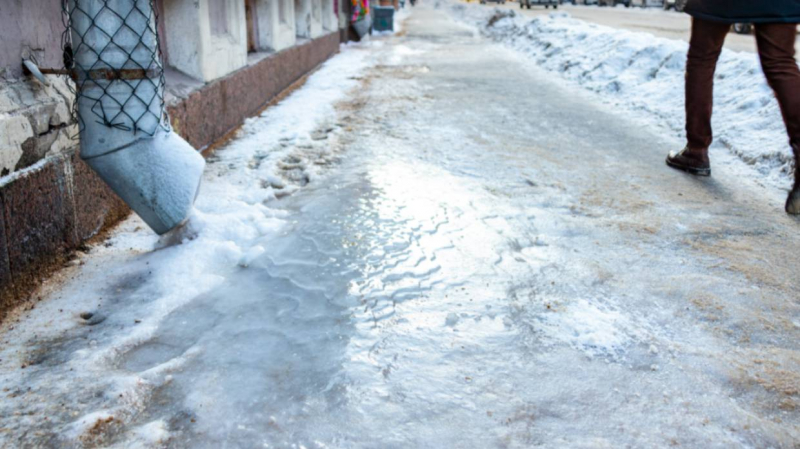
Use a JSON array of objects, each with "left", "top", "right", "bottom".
[{"left": 4, "top": 6, "right": 800, "bottom": 448}]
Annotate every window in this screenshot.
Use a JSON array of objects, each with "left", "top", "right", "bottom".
[
  {"left": 312, "top": 0, "right": 321, "bottom": 22},
  {"left": 245, "top": 0, "right": 257, "bottom": 52},
  {"left": 279, "top": 0, "right": 288, "bottom": 24},
  {"left": 295, "top": 0, "right": 308, "bottom": 38},
  {"left": 209, "top": 0, "right": 229, "bottom": 36}
]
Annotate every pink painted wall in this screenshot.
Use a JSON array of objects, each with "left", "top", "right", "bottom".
[{"left": 0, "top": 0, "right": 65, "bottom": 78}]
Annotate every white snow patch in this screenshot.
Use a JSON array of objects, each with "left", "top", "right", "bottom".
[
  {"left": 128, "top": 420, "right": 170, "bottom": 447},
  {"left": 540, "top": 298, "right": 638, "bottom": 357}
]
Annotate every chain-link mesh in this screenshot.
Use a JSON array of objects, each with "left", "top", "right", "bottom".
[{"left": 60, "top": 0, "right": 169, "bottom": 136}]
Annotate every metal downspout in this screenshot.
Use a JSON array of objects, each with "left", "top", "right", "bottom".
[{"left": 68, "top": 0, "right": 205, "bottom": 235}]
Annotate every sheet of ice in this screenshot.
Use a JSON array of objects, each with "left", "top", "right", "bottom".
[{"left": 440, "top": 1, "right": 796, "bottom": 191}]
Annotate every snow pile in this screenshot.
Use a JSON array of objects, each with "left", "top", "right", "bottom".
[{"left": 441, "top": 1, "right": 795, "bottom": 189}]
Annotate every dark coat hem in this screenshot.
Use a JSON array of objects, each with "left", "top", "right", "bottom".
[{"left": 687, "top": 11, "right": 800, "bottom": 24}]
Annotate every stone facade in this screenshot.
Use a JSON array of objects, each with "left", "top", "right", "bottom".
[
  {"left": 0, "top": 77, "right": 76, "bottom": 176},
  {"left": 0, "top": 73, "right": 131, "bottom": 319}
]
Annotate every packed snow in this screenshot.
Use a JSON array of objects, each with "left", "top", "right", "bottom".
[{"left": 440, "top": 1, "right": 797, "bottom": 191}]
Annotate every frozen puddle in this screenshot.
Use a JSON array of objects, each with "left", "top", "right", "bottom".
[{"left": 113, "top": 157, "right": 524, "bottom": 447}]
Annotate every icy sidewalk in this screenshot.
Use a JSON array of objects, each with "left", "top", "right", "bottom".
[
  {"left": 0, "top": 41, "right": 380, "bottom": 447},
  {"left": 2, "top": 6, "right": 800, "bottom": 448},
  {"left": 440, "top": 0, "right": 796, "bottom": 192}
]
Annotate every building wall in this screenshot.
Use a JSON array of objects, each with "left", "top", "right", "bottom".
[
  {"left": 0, "top": 0, "right": 63, "bottom": 79},
  {"left": 0, "top": 76, "right": 129, "bottom": 318},
  {"left": 255, "top": 0, "right": 297, "bottom": 52},
  {"left": 163, "top": 0, "right": 206, "bottom": 81},
  {"left": 163, "top": 0, "right": 249, "bottom": 83},
  {"left": 168, "top": 33, "right": 340, "bottom": 151},
  {"left": 204, "top": 0, "right": 249, "bottom": 81},
  {"left": 0, "top": 77, "right": 76, "bottom": 177},
  {"left": 295, "top": 0, "right": 313, "bottom": 39},
  {"left": 311, "top": 0, "right": 325, "bottom": 38},
  {"left": 322, "top": 0, "right": 338, "bottom": 32}
]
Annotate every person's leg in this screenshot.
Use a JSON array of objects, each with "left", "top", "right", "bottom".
[
  {"left": 685, "top": 18, "right": 731, "bottom": 151},
  {"left": 790, "top": 144, "right": 800, "bottom": 214},
  {"left": 755, "top": 23, "right": 800, "bottom": 145},
  {"left": 755, "top": 23, "right": 800, "bottom": 214},
  {"left": 667, "top": 18, "right": 730, "bottom": 176}
]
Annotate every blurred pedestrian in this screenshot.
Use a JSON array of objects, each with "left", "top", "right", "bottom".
[{"left": 666, "top": 0, "right": 800, "bottom": 214}]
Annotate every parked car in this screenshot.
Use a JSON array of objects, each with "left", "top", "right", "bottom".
[
  {"left": 480, "top": 0, "right": 507, "bottom": 4},
  {"left": 663, "top": 0, "right": 686, "bottom": 11},
  {"left": 631, "top": 0, "right": 662, "bottom": 7},
  {"left": 519, "top": 0, "right": 558, "bottom": 8},
  {"left": 598, "top": 0, "right": 631, "bottom": 6}
]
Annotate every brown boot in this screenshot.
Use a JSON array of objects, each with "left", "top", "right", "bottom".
[
  {"left": 666, "top": 146, "right": 711, "bottom": 176},
  {"left": 787, "top": 144, "right": 800, "bottom": 215}
]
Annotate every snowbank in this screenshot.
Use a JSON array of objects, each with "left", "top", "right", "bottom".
[{"left": 440, "top": 1, "right": 795, "bottom": 189}]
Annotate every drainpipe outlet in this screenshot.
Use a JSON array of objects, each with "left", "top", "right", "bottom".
[
  {"left": 82, "top": 129, "right": 204, "bottom": 235},
  {"left": 67, "top": 0, "right": 205, "bottom": 235}
]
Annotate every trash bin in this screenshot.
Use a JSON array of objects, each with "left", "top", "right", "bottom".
[
  {"left": 353, "top": 16, "right": 372, "bottom": 38},
  {"left": 373, "top": 6, "right": 394, "bottom": 33}
]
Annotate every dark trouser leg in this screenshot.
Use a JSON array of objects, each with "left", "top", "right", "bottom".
[
  {"left": 755, "top": 23, "right": 800, "bottom": 213},
  {"left": 755, "top": 23, "right": 800, "bottom": 146},
  {"left": 685, "top": 18, "right": 730, "bottom": 151}
]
